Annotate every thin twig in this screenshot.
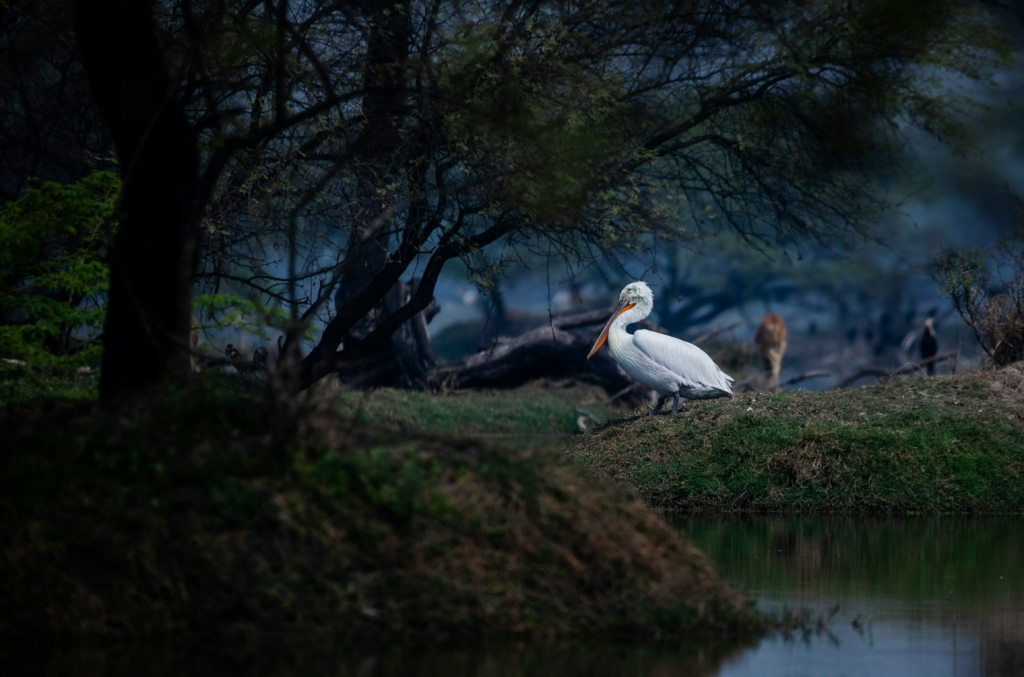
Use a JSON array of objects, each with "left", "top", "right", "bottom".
[
  {"left": 691, "top": 321, "right": 742, "bottom": 346},
  {"left": 604, "top": 382, "right": 640, "bottom": 404}
]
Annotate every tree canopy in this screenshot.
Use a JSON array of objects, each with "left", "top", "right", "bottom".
[{"left": 59, "top": 0, "right": 1009, "bottom": 395}]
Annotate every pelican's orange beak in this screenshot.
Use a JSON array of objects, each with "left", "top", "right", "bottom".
[{"left": 587, "top": 300, "right": 635, "bottom": 359}]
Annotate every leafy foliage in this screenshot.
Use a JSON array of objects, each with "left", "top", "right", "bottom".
[
  {"left": 192, "top": 292, "right": 302, "bottom": 347},
  {"left": 0, "top": 171, "right": 280, "bottom": 371},
  {"left": 153, "top": 0, "right": 1010, "bottom": 388},
  {"left": 0, "top": 171, "right": 118, "bottom": 369}
]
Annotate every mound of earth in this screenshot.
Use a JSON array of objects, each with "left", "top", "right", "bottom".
[{"left": 0, "top": 383, "right": 760, "bottom": 644}]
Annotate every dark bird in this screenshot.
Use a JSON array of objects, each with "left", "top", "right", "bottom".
[
  {"left": 252, "top": 346, "right": 269, "bottom": 368},
  {"left": 920, "top": 317, "right": 938, "bottom": 375},
  {"left": 225, "top": 344, "right": 242, "bottom": 362}
]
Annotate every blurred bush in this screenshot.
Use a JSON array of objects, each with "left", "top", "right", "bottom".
[{"left": 936, "top": 217, "right": 1024, "bottom": 367}]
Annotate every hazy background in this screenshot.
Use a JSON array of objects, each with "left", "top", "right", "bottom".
[{"left": 417, "top": 54, "right": 1024, "bottom": 390}]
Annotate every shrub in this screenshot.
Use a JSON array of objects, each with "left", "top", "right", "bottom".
[
  {"left": 0, "top": 173, "right": 290, "bottom": 372},
  {"left": 935, "top": 216, "right": 1024, "bottom": 367},
  {"left": 0, "top": 171, "right": 119, "bottom": 369}
]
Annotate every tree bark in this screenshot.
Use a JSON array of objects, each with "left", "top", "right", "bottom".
[
  {"left": 336, "top": 278, "right": 439, "bottom": 389},
  {"left": 74, "top": 0, "right": 199, "bottom": 399},
  {"left": 332, "top": 0, "right": 411, "bottom": 336}
]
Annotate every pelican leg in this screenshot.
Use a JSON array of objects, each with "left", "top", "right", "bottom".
[
  {"left": 651, "top": 396, "right": 666, "bottom": 416},
  {"left": 672, "top": 394, "right": 680, "bottom": 414}
]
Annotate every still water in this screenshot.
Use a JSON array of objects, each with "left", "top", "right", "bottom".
[
  {"left": 11, "top": 517, "right": 1024, "bottom": 676},
  {"left": 679, "top": 516, "right": 1024, "bottom": 677}
]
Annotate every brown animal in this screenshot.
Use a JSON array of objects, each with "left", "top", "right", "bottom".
[{"left": 754, "top": 313, "right": 788, "bottom": 386}]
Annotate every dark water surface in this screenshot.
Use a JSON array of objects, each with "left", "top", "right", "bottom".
[
  {"left": 678, "top": 516, "right": 1024, "bottom": 677},
  {"left": 9, "top": 517, "right": 1024, "bottom": 676}
]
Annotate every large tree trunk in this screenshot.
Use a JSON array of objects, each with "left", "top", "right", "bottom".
[
  {"left": 332, "top": 1, "right": 411, "bottom": 336},
  {"left": 336, "top": 279, "right": 439, "bottom": 389},
  {"left": 74, "top": 0, "right": 199, "bottom": 399},
  {"left": 324, "top": 1, "right": 437, "bottom": 390}
]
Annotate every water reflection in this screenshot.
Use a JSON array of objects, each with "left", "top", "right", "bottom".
[
  {"left": 678, "top": 516, "right": 1024, "bottom": 605},
  {"left": 7, "top": 517, "right": 1023, "bottom": 676},
  {"left": 680, "top": 516, "right": 1024, "bottom": 677}
]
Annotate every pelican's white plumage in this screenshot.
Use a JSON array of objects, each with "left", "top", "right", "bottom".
[{"left": 588, "top": 281, "right": 733, "bottom": 414}]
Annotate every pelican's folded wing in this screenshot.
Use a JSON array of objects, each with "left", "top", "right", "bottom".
[{"left": 632, "top": 330, "right": 734, "bottom": 393}]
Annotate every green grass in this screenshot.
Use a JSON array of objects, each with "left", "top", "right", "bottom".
[
  {"left": 312, "top": 378, "right": 617, "bottom": 443},
  {"left": 0, "top": 380, "right": 758, "bottom": 644},
  {"left": 7, "top": 363, "right": 1024, "bottom": 516},
  {"left": 569, "top": 366, "right": 1024, "bottom": 514},
  {"left": 0, "top": 362, "right": 99, "bottom": 405},
  {"left": 0, "top": 365, "right": 618, "bottom": 443}
]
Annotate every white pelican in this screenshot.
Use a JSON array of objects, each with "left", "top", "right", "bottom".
[{"left": 587, "top": 281, "right": 734, "bottom": 415}]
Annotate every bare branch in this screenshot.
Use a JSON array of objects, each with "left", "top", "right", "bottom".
[{"left": 832, "top": 351, "right": 959, "bottom": 390}]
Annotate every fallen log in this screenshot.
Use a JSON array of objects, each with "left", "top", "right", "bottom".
[
  {"left": 430, "top": 308, "right": 664, "bottom": 406},
  {"left": 831, "top": 350, "right": 958, "bottom": 390},
  {"left": 779, "top": 369, "right": 833, "bottom": 388},
  {"left": 734, "top": 369, "right": 833, "bottom": 393}
]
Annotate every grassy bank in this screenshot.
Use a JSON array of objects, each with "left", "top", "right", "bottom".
[
  {"left": 0, "top": 382, "right": 759, "bottom": 644},
  {"left": 313, "top": 378, "right": 618, "bottom": 445},
  {"left": 570, "top": 366, "right": 1024, "bottom": 514},
  {"left": 0, "top": 363, "right": 617, "bottom": 443}
]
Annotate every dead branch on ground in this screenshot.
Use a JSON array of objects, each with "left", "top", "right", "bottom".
[{"left": 832, "top": 351, "right": 958, "bottom": 390}]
